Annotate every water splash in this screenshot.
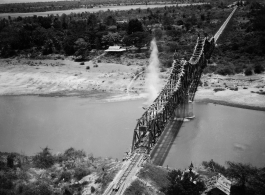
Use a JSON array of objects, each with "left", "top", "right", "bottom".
[{"left": 145, "top": 38, "right": 161, "bottom": 104}]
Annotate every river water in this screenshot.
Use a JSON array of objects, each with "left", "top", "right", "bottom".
[
  {"left": 0, "top": 96, "right": 144, "bottom": 159},
  {"left": 163, "top": 102, "right": 265, "bottom": 169},
  {"left": 0, "top": 96, "right": 264, "bottom": 168}
]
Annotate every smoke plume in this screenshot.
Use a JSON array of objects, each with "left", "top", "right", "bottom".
[{"left": 145, "top": 38, "right": 161, "bottom": 104}]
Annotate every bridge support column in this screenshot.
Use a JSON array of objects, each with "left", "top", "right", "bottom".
[
  {"left": 184, "top": 92, "right": 195, "bottom": 120},
  {"left": 185, "top": 100, "right": 195, "bottom": 119}
]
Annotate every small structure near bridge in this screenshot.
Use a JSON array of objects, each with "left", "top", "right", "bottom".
[
  {"left": 105, "top": 46, "right": 126, "bottom": 52},
  {"left": 204, "top": 173, "right": 231, "bottom": 195}
]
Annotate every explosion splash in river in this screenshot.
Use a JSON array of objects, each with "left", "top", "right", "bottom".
[{"left": 145, "top": 38, "right": 161, "bottom": 105}]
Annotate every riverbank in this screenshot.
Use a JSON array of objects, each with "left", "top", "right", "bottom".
[
  {"left": 0, "top": 58, "right": 265, "bottom": 110},
  {"left": 195, "top": 73, "right": 265, "bottom": 111},
  {"left": 0, "top": 58, "right": 154, "bottom": 98}
]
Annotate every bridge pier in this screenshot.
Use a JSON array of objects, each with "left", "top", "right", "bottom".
[{"left": 185, "top": 100, "right": 195, "bottom": 119}]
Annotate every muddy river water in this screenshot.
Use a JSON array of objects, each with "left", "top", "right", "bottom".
[{"left": 0, "top": 96, "right": 264, "bottom": 168}]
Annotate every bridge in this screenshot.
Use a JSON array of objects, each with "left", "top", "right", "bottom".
[{"left": 103, "top": 6, "right": 237, "bottom": 195}]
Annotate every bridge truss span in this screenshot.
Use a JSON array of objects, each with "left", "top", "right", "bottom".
[
  {"left": 103, "top": 7, "right": 238, "bottom": 195},
  {"left": 131, "top": 35, "right": 216, "bottom": 154}
]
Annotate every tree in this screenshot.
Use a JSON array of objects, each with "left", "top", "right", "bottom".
[
  {"left": 7, "top": 154, "right": 15, "bottom": 168},
  {"left": 244, "top": 67, "right": 253, "bottom": 76},
  {"left": 249, "top": 168, "right": 265, "bottom": 195},
  {"left": 102, "top": 32, "right": 121, "bottom": 46},
  {"left": 33, "top": 147, "right": 55, "bottom": 169},
  {"left": 123, "top": 32, "right": 151, "bottom": 51},
  {"left": 87, "top": 14, "right": 98, "bottom": 29},
  {"left": 162, "top": 15, "right": 174, "bottom": 27},
  {"left": 63, "top": 35, "right": 76, "bottom": 55},
  {"left": 127, "top": 19, "right": 143, "bottom": 35},
  {"left": 21, "top": 181, "right": 52, "bottom": 195},
  {"left": 37, "top": 16, "right": 52, "bottom": 29},
  {"left": 253, "top": 63, "right": 264, "bottom": 74},
  {"left": 162, "top": 169, "right": 205, "bottom": 195},
  {"left": 63, "top": 147, "right": 86, "bottom": 167},
  {"left": 104, "top": 15, "right": 116, "bottom": 26},
  {"left": 32, "top": 27, "right": 47, "bottom": 47},
  {"left": 74, "top": 37, "right": 90, "bottom": 58},
  {"left": 153, "top": 28, "right": 163, "bottom": 41},
  {"left": 226, "top": 161, "right": 257, "bottom": 194}
]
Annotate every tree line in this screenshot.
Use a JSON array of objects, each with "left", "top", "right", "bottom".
[{"left": 0, "top": 3, "right": 216, "bottom": 61}]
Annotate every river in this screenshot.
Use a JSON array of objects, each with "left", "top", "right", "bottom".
[
  {"left": 0, "top": 96, "right": 144, "bottom": 159},
  {"left": 0, "top": 3, "right": 207, "bottom": 18},
  {"left": 163, "top": 102, "right": 265, "bottom": 169},
  {"left": 0, "top": 96, "right": 264, "bottom": 168}
]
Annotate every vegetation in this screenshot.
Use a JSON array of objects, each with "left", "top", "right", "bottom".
[
  {"left": 162, "top": 169, "right": 206, "bottom": 195},
  {"left": 33, "top": 147, "right": 55, "bottom": 169},
  {"left": 202, "top": 160, "right": 264, "bottom": 195},
  {"left": 0, "top": 1, "right": 264, "bottom": 75},
  {"left": 0, "top": 147, "right": 121, "bottom": 195}
]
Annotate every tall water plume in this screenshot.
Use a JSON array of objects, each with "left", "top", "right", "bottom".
[{"left": 145, "top": 38, "right": 161, "bottom": 104}]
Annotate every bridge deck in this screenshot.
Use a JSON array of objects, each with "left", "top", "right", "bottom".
[{"left": 150, "top": 118, "right": 184, "bottom": 165}]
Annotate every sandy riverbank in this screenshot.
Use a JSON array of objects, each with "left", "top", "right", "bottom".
[
  {"left": 0, "top": 58, "right": 155, "bottom": 97},
  {"left": 0, "top": 58, "right": 264, "bottom": 110},
  {"left": 195, "top": 74, "right": 265, "bottom": 111}
]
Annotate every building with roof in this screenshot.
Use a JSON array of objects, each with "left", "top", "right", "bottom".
[
  {"left": 204, "top": 174, "right": 231, "bottom": 195},
  {"left": 104, "top": 46, "right": 126, "bottom": 52}
]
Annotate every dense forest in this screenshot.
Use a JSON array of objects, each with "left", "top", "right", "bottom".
[{"left": 0, "top": 0, "right": 264, "bottom": 75}]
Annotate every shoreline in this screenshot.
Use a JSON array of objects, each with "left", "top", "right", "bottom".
[
  {"left": 195, "top": 98, "right": 265, "bottom": 112},
  {"left": 0, "top": 58, "right": 264, "bottom": 111},
  {"left": 1, "top": 89, "right": 265, "bottom": 112}
]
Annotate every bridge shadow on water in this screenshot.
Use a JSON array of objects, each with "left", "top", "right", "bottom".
[{"left": 150, "top": 119, "right": 184, "bottom": 166}]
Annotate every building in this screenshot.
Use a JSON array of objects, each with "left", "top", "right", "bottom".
[
  {"left": 204, "top": 174, "right": 232, "bottom": 195},
  {"left": 105, "top": 46, "right": 126, "bottom": 52}
]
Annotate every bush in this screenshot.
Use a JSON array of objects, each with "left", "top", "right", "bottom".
[
  {"left": 163, "top": 59, "right": 173, "bottom": 68},
  {"left": 216, "top": 66, "right": 234, "bottom": 75},
  {"left": 214, "top": 88, "right": 225, "bottom": 92},
  {"left": 60, "top": 171, "right": 72, "bottom": 182},
  {"left": 86, "top": 66, "right": 90, "bottom": 70},
  {"left": 244, "top": 67, "right": 253, "bottom": 76},
  {"left": 80, "top": 62, "right": 85, "bottom": 65},
  {"left": 33, "top": 147, "right": 55, "bottom": 169},
  {"left": 0, "top": 174, "right": 13, "bottom": 190},
  {"left": 253, "top": 64, "right": 264, "bottom": 74},
  {"left": 19, "top": 182, "right": 52, "bottom": 195},
  {"left": 94, "top": 178, "right": 102, "bottom": 184},
  {"left": 91, "top": 186, "right": 95, "bottom": 193},
  {"left": 74, "top": 167, "right": 91, "bottom": 180}
]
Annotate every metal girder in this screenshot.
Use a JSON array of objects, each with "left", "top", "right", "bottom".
[{"left": 131, "top": 36, "right": 216, "bottom": 154}]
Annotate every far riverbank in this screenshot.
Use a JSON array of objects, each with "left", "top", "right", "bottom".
[
  {"left": 0, "top": 3, "right": 207, "bottom": 18},
  {"left": 0, "top": 58, "right": 264, "bottom": 111}
]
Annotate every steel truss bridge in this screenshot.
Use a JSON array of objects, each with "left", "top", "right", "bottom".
[
  {"left": 104, "top": 7, "right": 237, "bottom": 195},
  {"left": 131, "top": 7, "right": 237, "bottom": 157}
]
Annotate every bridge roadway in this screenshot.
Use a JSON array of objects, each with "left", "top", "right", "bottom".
[
  {"left": 103, "top": 153, "right": 145, "bottom": 195},
  {"left": 150, "top": 117, "right": 184, "bottom": 165},
  {"left": 103, "top": 6, "right": 238, "bottom": 195}
]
